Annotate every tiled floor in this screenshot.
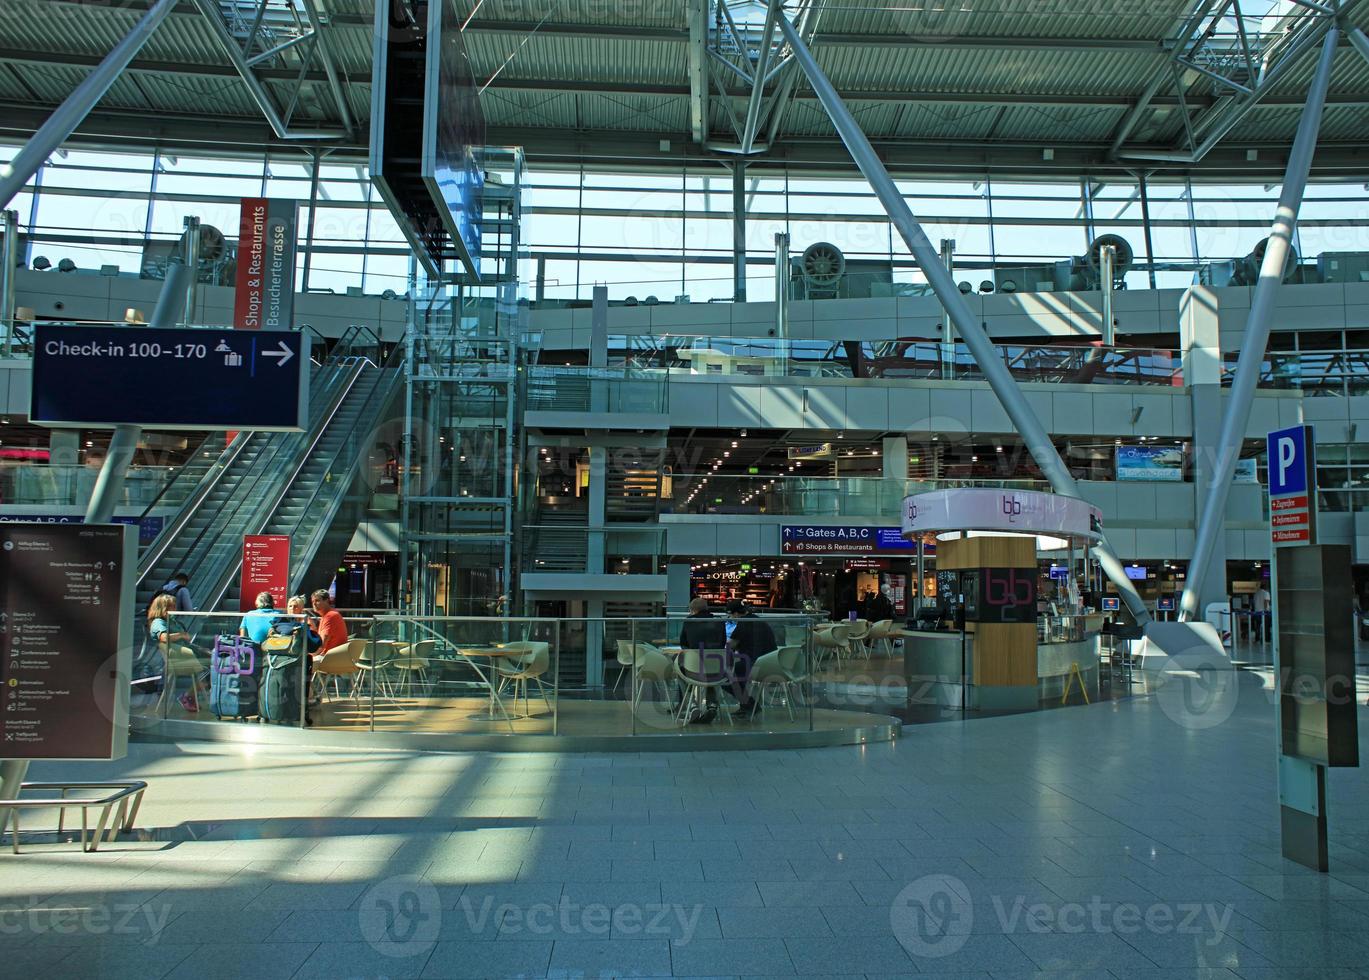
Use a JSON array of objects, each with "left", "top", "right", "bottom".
[{"left": 3, "top": 669, "right": 1368, "bottom": 979}]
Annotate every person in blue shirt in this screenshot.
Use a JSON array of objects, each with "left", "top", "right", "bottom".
[{"left": 238, "top": 591, "right": 281, "bottom": 644}]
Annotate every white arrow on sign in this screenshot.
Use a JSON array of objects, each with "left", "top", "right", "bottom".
[{"left": 262, "top": 342, "right": 295, "bottom": 367}]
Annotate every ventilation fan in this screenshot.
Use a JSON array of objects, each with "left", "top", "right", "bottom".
[
  {"left": 800, "top": 242, "right": 845, "bottom": 289},
  {"left": 1085, "top": 234, "right": 1134, "bottom": 278}
]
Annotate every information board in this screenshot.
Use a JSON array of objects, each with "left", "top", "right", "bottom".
[
  {"left": 780, "top": 525, "right": 913, "bottom": 555},
  {"left": 240, "top": 535, "right": 291, "bottom": 612},
  {"left": 1268, "top": 424, "right": 1317, "bottom": 546},
  {"left": 0, "top": 523, "right": 133, "bottom": 760},
  {"left": 31, "top": 323, "right": 308, "bottom": 431}
]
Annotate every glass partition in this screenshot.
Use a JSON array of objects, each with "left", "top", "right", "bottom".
[
  {"left": 128, "top": 613, "right": 893, "bottom": 742},
  {"left": 615, "top": 336, "right": 1183, "bottom": 386},
  {"left": 525, "top": 365, "right": 669, "bottom": 413}
]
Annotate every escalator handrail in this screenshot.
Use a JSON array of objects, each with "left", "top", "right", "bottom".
[
  {"left": 139, "top": 359, "right": 367, "bottom": 598},
  {"left": 197, "top": 354, "right": 390, "bottom": 611},
  {"left": 277, "top": 358, "right": 406, "bottom": 593},
  {"left": 135, "top": 360, "right": 355, "bottom": 587}
]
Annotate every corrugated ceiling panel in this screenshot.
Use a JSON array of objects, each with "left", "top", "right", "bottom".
[
  {"left": 814, "top": 0, "right": 1192, "bottom": 42},
  {"left": 464, "top": 35, "right": 685, "bottom": 86}
]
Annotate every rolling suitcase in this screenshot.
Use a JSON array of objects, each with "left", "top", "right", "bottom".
[
  {"left": 209, "top": 634, "right": 261, "bottom": 720},
  {"left": 260, "top": 634, "right": 306, "bottom": 725}
]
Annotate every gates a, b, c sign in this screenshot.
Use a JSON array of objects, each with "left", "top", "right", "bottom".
[{"left": 1267, "top": 424, "right": 1317, "bottom": 547}]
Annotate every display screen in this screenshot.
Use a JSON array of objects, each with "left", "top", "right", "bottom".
[
  {"left": 1102, "top": 597, "right": 1121, "bottom": 611},
  {"left": 1125, "top": 565, "right": 1148, "bottom": 581}
]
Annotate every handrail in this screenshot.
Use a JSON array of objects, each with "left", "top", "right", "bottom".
[
  {"left": 278, "top": 358, "right": 405, "bottom": 592},
  {"left": 135, "top": 360, "right": 355, "bottom": 588},
  {"left": 201, "top": 352, "right": 399, "bottom": 610},
  {"left": 188, "top": 359, "right": 370, "bottom": 610},
  {"left": 144, "top": 359, "right": 365, "bottom": 600}
]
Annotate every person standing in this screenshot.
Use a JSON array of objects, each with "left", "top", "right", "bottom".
[
  {"left": 163, "top": 572, "right": 194, "bottom": 613},
  {"left": 1252, "top": 583, "right": 1271, "bottom": 642}
]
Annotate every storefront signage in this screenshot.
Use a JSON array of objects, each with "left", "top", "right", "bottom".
[
  {"left": 240, "top": 535, "right": 291, "bottom": 612},
  {"left": 1268, "top": 424, "right": 1317, "bottom": 547},
  {"left": 0, "top": 523, "right": 133, "bottom": 760},
  {"left": 781, "top": 525, "right": 913, "bottom": 555},
  {"left": 902, "top": 488, "right": 1102, "bottom": 542},
  {"left": 234, "top": 197, "right": 298, "bottom": 330},
  {"left": 787, "top": 443, "right": 832, "bottom": 460},
  {"left": 1116, "top": 445, "right": 1185, "bottom": 482}
]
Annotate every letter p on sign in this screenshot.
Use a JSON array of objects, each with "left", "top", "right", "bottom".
[{"left": 1266, "top": 424, "right": 1312, "bottom": 498}]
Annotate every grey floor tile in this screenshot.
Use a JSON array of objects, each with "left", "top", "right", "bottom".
[
  {"left": 756, "top": 881, "right": 865, "bottom": 907},
  {"left": 717, "top": 906, "right": 831, "bottom": 939},
  {"left": 547, "top": 938, "right": 672, "bottom": 977},
  {"left": 163, "top": 942, "right": 318, "bottom": 980},
  {"left": 420, "top": 939, "right": 553, "bottom": 978},
  {"left": 1006, "top": 931, "right": 1165, "bottom": 972},
  {"left": 782, "top": 936, "right": 914, "bottom": 975},
  {"left": 670, "top": 937, "right": 793, "bottom": 976},
  {"left": 292, "top": 941, "right": 434, "bottom": 980},
  {"left": 662, "top": 881, "right": 764, "bottom": 909},
  {"left": 40, "top": 943, "right": 197, "bottom": 980}
]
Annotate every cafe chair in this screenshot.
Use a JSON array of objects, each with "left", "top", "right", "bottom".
[
  {"left": 631, "top": 644, "right": 676, "bottom": 710},
  {"left": 612, "top": 639, "right": 638, "bottom": 695},
  {"left": 353, "top": 640, "right": 397, "bottom": 700},
  {"left": 812, "top": 623, "right": 849, "bottom": 672},
  {"left": 747, "top": 647, "right": 796, "bottom": 721},
  {"left": 313, "top": 639, "right": 366, "bottom": 702},
  {"left": 778, "top": 643, "right": 810, "bottom": 706},
  {"left": 868, "top": 619, "right": 895, "bottom": 658},
  {"left": 389, "top": 639, "right": 435, "bottom": 697},
  {"left": 495, "top": 642, "right": 552, "bottom": 716},
  {"left": 676, "top": 648, "right": 733, "bottom": 726},
  {"left": 844, "top": 619, "right": 872, "bottom": 657},
  {"left": 159, "top": 641, "right": 204, "bottom": 715}
]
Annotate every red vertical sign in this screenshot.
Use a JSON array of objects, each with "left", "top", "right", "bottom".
[
  {"left": 234, "top": 197, "right": 268, "bottom": 330},
  {"left": 240, "top": 534, "right": 291, "bottom": 612}
]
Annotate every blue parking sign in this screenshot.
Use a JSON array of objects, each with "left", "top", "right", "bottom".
[{"left": 1267, "top": 425, "right": 1312, "bottom": 497}]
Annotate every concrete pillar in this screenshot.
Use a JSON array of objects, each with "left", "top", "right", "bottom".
[
  {"left": 587, "top": 445, "right": 607, "bottom": 573},
  {"left": 667, "top": 561, "right": 692, "bottom": 611},
  {"left": 882, "top": 436, "right": 908, "bottom": 482},
  {"left": 1181, "top": 286, "right": 1229, "bottom": 615},
  {"left": 586, "top": 597, "right": 605, "bottom": 689},
  {"left": 590, "top": 285, "right": 608, "bottom": 414}
]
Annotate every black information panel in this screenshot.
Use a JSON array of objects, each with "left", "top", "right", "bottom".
[
  {"left": 31, "top": 323, "right": 307, "bottom": 431},
  {"left": 0, "top": 523, "right": 133, "bottom": 760}
]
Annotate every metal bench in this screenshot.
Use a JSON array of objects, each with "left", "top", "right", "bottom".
[{"left": 0, "top": 781, "right": 147, "bottom": 854}]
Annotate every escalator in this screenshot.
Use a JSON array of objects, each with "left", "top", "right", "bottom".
[{"left": 135, "top": 337, "right": 403, "bottom": 614}]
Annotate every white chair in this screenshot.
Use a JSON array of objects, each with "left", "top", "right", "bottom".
[
  {"left": 354, "top": 640, "right": 398, "bottom": 699},
  {"left": 158, "top": 641, "right": 204, "bottom": 715},
  {"left": 612, "top": 639, "right": 637, "bottom": 695},
  {"left": 389, "top": 639, "right": 435, "bottom": 697},
  {"left": 631, "top": 644, "right": 676, "bottom": 710},
  {"left": 495, "top": 642, "right": 552, "bottom": 716},
  {"left": 868, "top": 619, "right": 895, "bottom": 658},
  {"left": 746, "top": 648, "right": 794, "bottom": 720},
  {"left": 812, "top": 624, "right": 850, "bottom": 672},
  {"left": 313, "top": 638, "right": 365, "bottom": 701},
  {"left": 844, "top": 619, "right": 872, "bottom": 658},
  {"left": 676, "top": 648, "right": 733, "bottom": 726}
]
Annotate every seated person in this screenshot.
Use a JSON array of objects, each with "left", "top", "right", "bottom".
[
  {"left": 238, "top": 591, "right": 281, "bottom": 644},
  {"left": 147, "top": 592, "right": 205, "bottom": 712},
  {"left": 677, "top": 597, "right": 728, "bottom": 722},
  {"left": 310, "top": 589, "right": 348, "bottom": 662}
]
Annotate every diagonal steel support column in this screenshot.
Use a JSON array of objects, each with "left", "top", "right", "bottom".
[
  {"left": 775, "top": 14, "right": 1151, "bottom": 624},
  {"left": 1179, "top": 28, "right": 1339, "bottom": 622},
  {"left": 0, "top": 0, "right": 177, "bottom": 208}
]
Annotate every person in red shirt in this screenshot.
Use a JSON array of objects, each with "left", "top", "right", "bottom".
[{"left": 311, "top": 589, "right": 348, "bottom": 660}]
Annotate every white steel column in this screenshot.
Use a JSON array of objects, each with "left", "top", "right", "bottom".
[
  {"left": 0, "top": 0, "right": 177, "bottom": 208},
  {"left": 776, "top": 13, "right": 1151, "bottom": 624},
  {"left": 1180, "top": 29, "right": 1339, "bottom": 622}
]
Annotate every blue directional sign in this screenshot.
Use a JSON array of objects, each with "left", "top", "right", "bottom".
[{"left": 31, "top": 324, "right": 308, "bottom": 431}]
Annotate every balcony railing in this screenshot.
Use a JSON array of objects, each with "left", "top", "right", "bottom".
[
  {"left": 1227, "top": 349, "right": 1369, "bottom": 396},
  {"left": 618, "top": 336, "right": 1184, "bottom": 386},
  {"left": 525, "top": 365, "right": 669, "bottom": 413},
  {"left": 669, "top": 476, "right": 1050, "bottom": 518},
  {"left": 0, "top": 462, "right": 175, "bottom": 509}
]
